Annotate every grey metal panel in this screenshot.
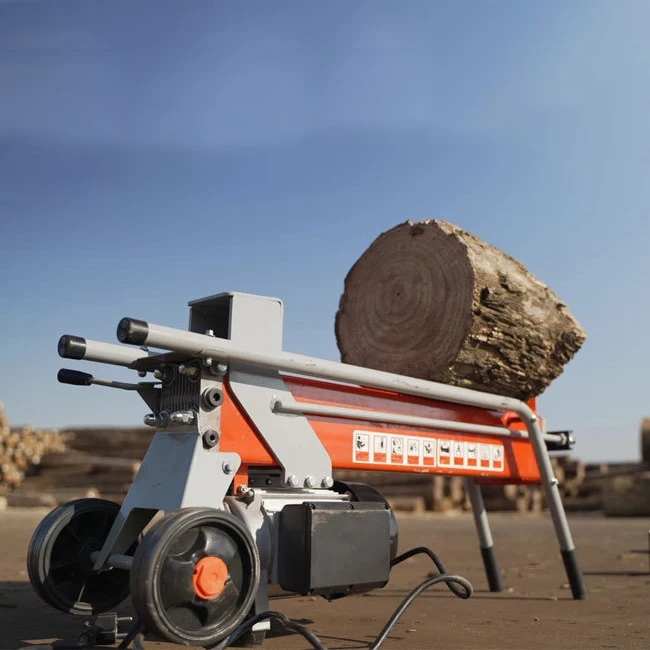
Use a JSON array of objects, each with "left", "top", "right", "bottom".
[
  {"left": 229, "top": 366, "right": 332, "bottom": 488},
  {"left": 119, "top": 431, "right": 239, "bottom": 511},
  {"left": 188, "top": 291, "right": 284, "bottom": 353},
  {"left": 92, "top": 431, "right": 240, "bottom": 570},
  {"left": 228, "top": 293, "right": 283, "bottom": 352}
]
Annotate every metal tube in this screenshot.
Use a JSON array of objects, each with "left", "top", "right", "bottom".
[
  {"left": 90, "top": 551, "right": 133, "bottom": 571},
  {"left": 59, "top": 335, "right": 149, "bottom": 368},
  {"left": 273, "top": 399, "right": 509, "bottom": 435},
  {"left": 116, "top": 319, "right": 527, "bottom": 413},
  {"left": 273, "top": 398, "right": 562, "bottom": 443},
  {"left": 465, "top": 478, "right": 503, "bottom": 592},
  {"left": 90, "top": 378, "right": 140, "bottom": 390},
  {"left": 466, "top": 478, "right": 494, "bottom": 548}
]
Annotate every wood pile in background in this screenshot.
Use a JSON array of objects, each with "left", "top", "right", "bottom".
[
  {"left": 2, "top": 425, "right": 153, "bottom": 507},
  {"left": 9, "top": 452, "right": 142, "bottom": 506},
  {"left": 0, "top": 401, "right": 67, "bottom": 495},
  {"left": 3, "top": 417, "right": 650, "bottom": 515},
  {"left": 0, "top": 426, "right": 67, "bottom": 491},
  {"left": 335, "top": 454, "right": 650, "bottom": 515},
  {"left": 61, "top": 427, "right": 155, "bottom": 460}
]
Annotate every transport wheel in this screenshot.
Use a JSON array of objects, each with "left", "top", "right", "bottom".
[
  {"left": 130, "top": 508, "right": 260, "bottom": 647},
  {"left": 27, "top": 498, "right": 135, "bottom": 615}
]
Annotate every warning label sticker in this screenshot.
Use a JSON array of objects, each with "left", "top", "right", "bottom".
[
  {"left": 422, "top": 439, "right": 436, "bottom": 466},
  {"left": 438, "top": 440, "right": 452, "bottom": 466},
  {"left": 354, "top": 432, "right": 370, "bottom": 462},
  {"left": 492, "top": 444, "right": 503, "bottom": 470},
  {"left": 407, "top": 438, "right": 421, "bottom": 465},
  {"left": 479, "top": 444, "right": 490, "bottom": 468},
  {"left": 453, "top": 441, "right": 466, "bottom": 466},
  {"left": 351, "top": 431, "right": 503, "bottom": 473},
  {"left": 390, "top": 436, "right": 404, "bottom": 464},
  {"left": 467, "top": 442, "right": 478, "bottom": 467},
  {"left": 373, "top": 435, "right": 388, "bottom": 463}
]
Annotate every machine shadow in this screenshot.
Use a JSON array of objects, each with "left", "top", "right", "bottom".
[
  {"left": 583, "top": 570, "right": 649, "bottom": 577},
  {"left": 0, "top": 581, "right": 134, "bottom": 650}
]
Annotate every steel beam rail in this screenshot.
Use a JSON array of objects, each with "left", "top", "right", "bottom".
[
  {"left": 90, "top": 551, "right": 133, "bottom": 571},
  {"left": 272, "top": 398, "right": 563, "bottom": 444},
  {"left": 117, "top": 317, "right": 587, "bottom": 599}
]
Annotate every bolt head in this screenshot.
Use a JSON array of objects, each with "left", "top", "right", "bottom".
[
  {"left": 321, "top": 477, "right": 334, "bottom": 489},
  {"left": 287, "top": 475, "right": 300, "bottom": 488},
  {"left": 304, "top": 476, "right": 317, "bottom": 488},
  {"left": 222, "top": 462, "right": 234, "bottom": 475}
]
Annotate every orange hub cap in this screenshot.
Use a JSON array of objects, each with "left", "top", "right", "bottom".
[{"left": 192, "top": 556, "right": 229, "bottom": 600}]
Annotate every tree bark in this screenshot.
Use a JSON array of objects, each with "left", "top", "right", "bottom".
[{"left": 335, "top": 219, "right": 586, "bottom": 401}]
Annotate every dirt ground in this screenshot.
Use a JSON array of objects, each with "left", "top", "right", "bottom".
[{"left": 0, "top": 508, "right": 648, "bottom": 650}]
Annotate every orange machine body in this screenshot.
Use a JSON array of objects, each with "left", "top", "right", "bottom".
[{"left": 219, "top": 375, "right": 543, "bottom": 493}]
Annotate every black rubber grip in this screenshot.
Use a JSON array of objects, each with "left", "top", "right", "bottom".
[
  {"left": 561, "top": 548, "right": 587, "bottom": 600},
  {"left": 480, "top": 546, "right": 503, "bottom": 592},
  {"left": 117, "top": 318, "right": 149, "bottom": 345},
  {"left": 58, "top": 335, "right": 87, "bottom": 359},
  {"left": 58, "top": 368, "right": 93, "bottom": 386}
]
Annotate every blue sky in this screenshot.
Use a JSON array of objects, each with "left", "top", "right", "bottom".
[{"left": 1, "top": 0, "right": 649, "bottom": 462}]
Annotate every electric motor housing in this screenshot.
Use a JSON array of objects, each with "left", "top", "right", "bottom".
[{"left": 277, "top": 500, "right": 392, "bottom": 598}]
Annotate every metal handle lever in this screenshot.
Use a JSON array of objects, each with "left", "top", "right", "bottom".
[
  {"left": 58, "top": 368, "right": 93, "bottom": 386},
  {"left": 57, "top": 368, "right": 140, "bottom": 391}
]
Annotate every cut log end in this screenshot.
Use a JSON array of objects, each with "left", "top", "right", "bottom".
[
  {"left": 336, "top": 221, "right": 474, "bottom": 378},
  {"left": 336, "top": 219, "right": 586, "bottom": 401}
]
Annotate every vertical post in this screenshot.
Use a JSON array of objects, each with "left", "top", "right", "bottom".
[
  {"left": 465, "top": 477, "right": 503, "bottom": 592},
  {"left": 523, "top": 414, "right": 587, "bottom": 600}
]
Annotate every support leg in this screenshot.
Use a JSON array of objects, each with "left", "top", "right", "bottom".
[
  {"left": 465, "top": 478, "right": 503, "bottom": 592},
  {"left": 525, "top": 415, "right": 587, "bottom": 600}
]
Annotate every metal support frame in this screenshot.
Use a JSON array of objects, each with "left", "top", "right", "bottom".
[
  {"left": 92, "top": 432, "right": 241, "bottom": 570},
  {"left": 116, "top": 300, "right": 587, "bottom": 600},
  {"left": 465, "top": 478, "right": 503, "bottom": 592}
]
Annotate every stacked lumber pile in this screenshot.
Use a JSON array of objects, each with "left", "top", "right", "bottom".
[
  {"left": 4, "top": 425, "right": 154, "bottom": 507},
  {"left": 335, "top": 456, "right": 596, "bottom": 514},
  {"left": 9, "top": 452, "right": 142, "bottom": 507},
  {"left": 61, "top": 426, "right": 155, "bottom": 460},
  {"left": 335, "top": 448, "right": 650, "bottom": 516},
  {"left": 0, "top": 402, "right": 67, "bottom": 498}
]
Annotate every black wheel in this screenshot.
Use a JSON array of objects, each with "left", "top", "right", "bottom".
[
  {"left": 27, "top": 498, "right": 136, "bottom": 615},
  {"left": 130, "top": 507, "right": 260, "bottom": 647}
]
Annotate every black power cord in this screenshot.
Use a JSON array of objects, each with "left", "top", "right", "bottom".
[{"left": 213, "top": 546, "right": 473, "bottom": 650}]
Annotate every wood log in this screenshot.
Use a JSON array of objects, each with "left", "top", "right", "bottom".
[
  {"left": 603, "top": 473, "right": 650, "bottom": 517},
  {"left": 641, "top": 419, "right": 650, "bottom": 464},
  {"left": 335, "top": 220, "right": 586, "bottom": 401},
  {"left": 62, "top": 427, "right": 154, "bottom": 459},
  {"left": 6, "top": 491, "right": 57, "bottom": 508},
  {"left": 387, "top": 496, "right": 426, "bottom": 514}
]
